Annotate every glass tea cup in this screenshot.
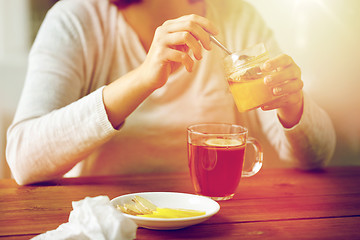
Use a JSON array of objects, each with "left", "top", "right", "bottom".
[
  {"left": 223, "top": 43, "right": 281, "bottom": 112},
  {"left": 187, "top": 123, "right": 263, "bottom": 201}
]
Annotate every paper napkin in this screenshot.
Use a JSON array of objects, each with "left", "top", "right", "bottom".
[{"left": 32, "top": 195, "right": 137, "bottom": 240}]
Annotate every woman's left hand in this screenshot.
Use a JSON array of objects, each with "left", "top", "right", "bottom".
[{"left": 261, "top": 54, "right": 304, "bottom": 128}]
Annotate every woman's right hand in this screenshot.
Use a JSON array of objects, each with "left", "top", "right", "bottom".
[
  {"left": 138, "top": 14, "right": 219, "bottom": 91},
  {"left": 103, "top": 14, "right": 218, "bottom": 129}
]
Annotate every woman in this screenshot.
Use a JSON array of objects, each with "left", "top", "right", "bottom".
[{"left": 6, "top": 0, "right": 335, "bottom": 185}]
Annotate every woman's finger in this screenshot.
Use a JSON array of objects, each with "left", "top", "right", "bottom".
[
  {"left": 162, "top": 22, "right": 211, "bottom": 51},
  {"left": 163, "top": 31, "right": 203, "bottom": 60},
  {"left": 161, "top": 14, "right": 219, "bottom": 50},
  {"left": 162, "top": 48, "right": 194, "bottom": 72},
  {"left": 264, "top": 65, "right": 301, "bottom": 86},
  {"left": 262, "top": 54, "right": 294, "bottom": 72},
  {"left": 261, "top": 91, "right": 303, "bottom": 111},
  {"left": 164, "top": 14, "right": 219, "bottom": 35},
  {"left": 271, "top": 78, "right": 304, "bottom": 96}
]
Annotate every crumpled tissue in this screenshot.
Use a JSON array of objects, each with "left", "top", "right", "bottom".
[{"left": 32, "top": 195, "right": 137, "bottom": 240}]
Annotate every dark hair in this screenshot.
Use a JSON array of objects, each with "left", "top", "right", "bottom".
[
  {"left": 110, "top": 0, "right": 142, "bottom": 9},
  {"left": 110, "top": 0, "right": 203, "bottom": 9}
]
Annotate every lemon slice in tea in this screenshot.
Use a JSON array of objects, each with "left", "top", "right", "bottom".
[{"left": 205, "top": 138, "right": 243, "bottom": 147}]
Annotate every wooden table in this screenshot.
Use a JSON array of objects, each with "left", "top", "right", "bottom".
[{"left": 1, "top": 167, "right": 360, "bottom": 239}]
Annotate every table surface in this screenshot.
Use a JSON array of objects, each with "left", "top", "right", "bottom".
[{"left": 1, "top": 167, "right": 360, "bottom": 239}]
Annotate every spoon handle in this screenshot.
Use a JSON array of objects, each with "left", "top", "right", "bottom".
[{"left": 210, "top": 35, "right": 232, "bottom": 55}]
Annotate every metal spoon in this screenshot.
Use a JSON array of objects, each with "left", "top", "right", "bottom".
[
  {"left": 209, "top": 35, "right": 232, "bottom": 55},
  {"left": 210, "top": 35, "right": 249, "bottom": 62}
]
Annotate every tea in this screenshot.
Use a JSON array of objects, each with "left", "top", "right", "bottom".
[
  {"left": 188, "top": 140, "right": 246, "bottom": 199},
  {"left": 187, "top": 123, "right": 263, "bottom": 200}
]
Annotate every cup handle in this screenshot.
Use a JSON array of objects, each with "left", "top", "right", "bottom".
[{"left": 242, "top": 137, "right": 263, "bottom": 177}]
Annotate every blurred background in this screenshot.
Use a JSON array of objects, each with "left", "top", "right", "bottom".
[{"left": 0, "top": 0, "right": 359, "bottom": 178}]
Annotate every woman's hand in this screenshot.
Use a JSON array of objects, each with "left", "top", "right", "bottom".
[
  {"left": 138, "top": 14, "right": 219, "bottom": 91},
  {"left": 261, "top": 54, "right": 304, "bottom": 128},
  {"left": 103, "top": 14, "right": 218, "bottom": 129}
]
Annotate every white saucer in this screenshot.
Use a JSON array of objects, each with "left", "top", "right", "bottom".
[{"left": 111, "top": 192, "right": 220, "bottom": 230}]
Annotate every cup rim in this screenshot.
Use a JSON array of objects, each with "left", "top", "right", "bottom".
[{"left": 187, "top": 123, "right": 248, "bottom": 136}]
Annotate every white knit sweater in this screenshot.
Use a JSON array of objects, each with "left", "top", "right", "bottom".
[{"left": 6, "top": 0, "right": 335, "bottom": 184}]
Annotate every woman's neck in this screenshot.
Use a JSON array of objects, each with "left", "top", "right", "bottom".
[{"left": 121, "top": 0, "right": 206, "bottom": 52}]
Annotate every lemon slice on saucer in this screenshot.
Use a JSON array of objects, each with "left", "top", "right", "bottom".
[
  {"left": 140, "top": 208, "right": 206, "bottom": 218},
  {"left": 205, "top": 138, "right": 243, "bottom": 147}
]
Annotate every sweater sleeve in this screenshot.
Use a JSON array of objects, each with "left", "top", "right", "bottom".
[
  {"left": 6, "top": 1, "right": 118, "bottom": 185},
  {"left": 258, "top": 94, "right": 336, "bottom": 170}
]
